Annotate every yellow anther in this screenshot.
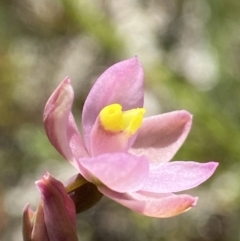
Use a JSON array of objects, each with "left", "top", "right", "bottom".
[
  {"left": 99, "top": 104, "right": 123, "bottom": 131},
  {"left": 99, "top": 103, "right": 145, "bottom": 135},
  {"left": 122, "top": 108, "right": 146, "bottom": 135}
]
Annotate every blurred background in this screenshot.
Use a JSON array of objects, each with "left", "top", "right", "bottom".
[{"left": 0, "top": 0, "right": 240, "bottom": 240}]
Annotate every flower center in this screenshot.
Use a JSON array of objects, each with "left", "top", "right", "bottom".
[{"left": 99, "top": 103, "right": 145, "bottom": 135}]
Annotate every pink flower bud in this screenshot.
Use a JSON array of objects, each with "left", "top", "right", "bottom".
[{"left": 23, "top": 173, "right": 78, "bottom": 241}]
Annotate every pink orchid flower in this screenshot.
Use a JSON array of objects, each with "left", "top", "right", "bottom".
[
  {"left": 23, "top": 173, "right": 78, "bottom": 241},
  {"left": 44, "top": 57, "right": 218, "bottom": 218}
]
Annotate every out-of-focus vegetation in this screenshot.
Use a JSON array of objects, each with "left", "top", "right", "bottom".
[{"left": 1, "top": 0, "right": 240, "bottom": 240}]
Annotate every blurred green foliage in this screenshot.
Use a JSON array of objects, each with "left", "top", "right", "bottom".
[{"left": 0, "top": 0, "right": 240, "bottom": 240}]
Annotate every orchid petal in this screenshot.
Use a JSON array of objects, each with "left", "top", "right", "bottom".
[
  {"left": 90, "top": 116, "right": 129, "bottom": 156},
  {"left": 36, "top": 173, "right": 78, "bottom": 241},
  {"left": 79, "top": 153, "right": 149, "bottom": 193},
  {"left": 82, "top": 57, "right": 144, "bottom": 152},
  {"left": 141, "top": 161, "right": 218, "bottom": 193},
  {"left": 130, "top": 110, "right": 192, "bottom": 163},
  {"left": 99, "top": 186, "right": 198, "bottom": 218},
  {"left": 43, "top": 77, "right": 88, "bottom": 170}
]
